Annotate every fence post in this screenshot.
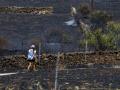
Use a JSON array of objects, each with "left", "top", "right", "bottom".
[
  {"left": 85, "top": 38, "right": 88, "bottom": 62},
  {"left": 54, "top": 52, "right": 60, "bottom": 90},
  {"left": 38, "top": 43, "right": 41, "bottom": 64}
]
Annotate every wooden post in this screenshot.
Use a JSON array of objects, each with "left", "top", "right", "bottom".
[
  {"left": 54, "top": 52, "right": 60, "bottom": 90},
  {"left": 85, "top": 39, "right": 88, "bottom": 62},
  {"left": 38, "top": 43, "right": 41, "bottom": 64}
]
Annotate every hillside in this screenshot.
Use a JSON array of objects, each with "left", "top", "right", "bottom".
[
  {"left": 0, "top": 13, "right": 81, "bottom": 50},
  {"left": 0, "top": 0, "right": 120, "bottom": 50},
  {"left": 0, "top": 0, "right": 119, "bottom": 16}
]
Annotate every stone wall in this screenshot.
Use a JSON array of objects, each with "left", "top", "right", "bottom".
[
  {"left": 1, "top": 51, "right": 120, "bottom": 72},
  {"left": 0, "top": 7, "right": 53, "bottom": 15},
  {"left": 0, "top": 0, "right": 120, "bottom": 17}
]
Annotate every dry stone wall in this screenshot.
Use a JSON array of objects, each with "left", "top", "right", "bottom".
[{"left": 1, "top": 51, "right": 120, "bottom": 71}]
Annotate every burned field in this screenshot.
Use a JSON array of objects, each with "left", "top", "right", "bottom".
[
  {"left": 0, "top": 51, "right": 120, "bottom": 89},
  {"left": 1, "top": 68, "right": 120, "bottom": 90}
]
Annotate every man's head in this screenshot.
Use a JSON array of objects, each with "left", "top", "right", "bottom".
[{"left": 30, "top": 44, "right": 35, "bottom": 49}]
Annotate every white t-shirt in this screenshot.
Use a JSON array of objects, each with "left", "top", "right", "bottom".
[{"left": 27, "top": 49, "right": 36, "bottom": 60}]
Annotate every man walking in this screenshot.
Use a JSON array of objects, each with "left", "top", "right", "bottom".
[{"left": 27, "top": 45, "right": 37, "bottom": 71}]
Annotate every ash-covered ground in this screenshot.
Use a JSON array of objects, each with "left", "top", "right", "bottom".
[{"left": 0, "top": 52, "right": 120, "bottom": 90}]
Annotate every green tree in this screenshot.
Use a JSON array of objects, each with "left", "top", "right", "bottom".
[
  {"left": 107, "top": 22, "right": 120, "bottom": 50},
  {"left": 93, "top": 29, "right": 115, "bottom": 50},
  {"left": 80, "top": 22, "right": 120, "bottom": 51}
]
